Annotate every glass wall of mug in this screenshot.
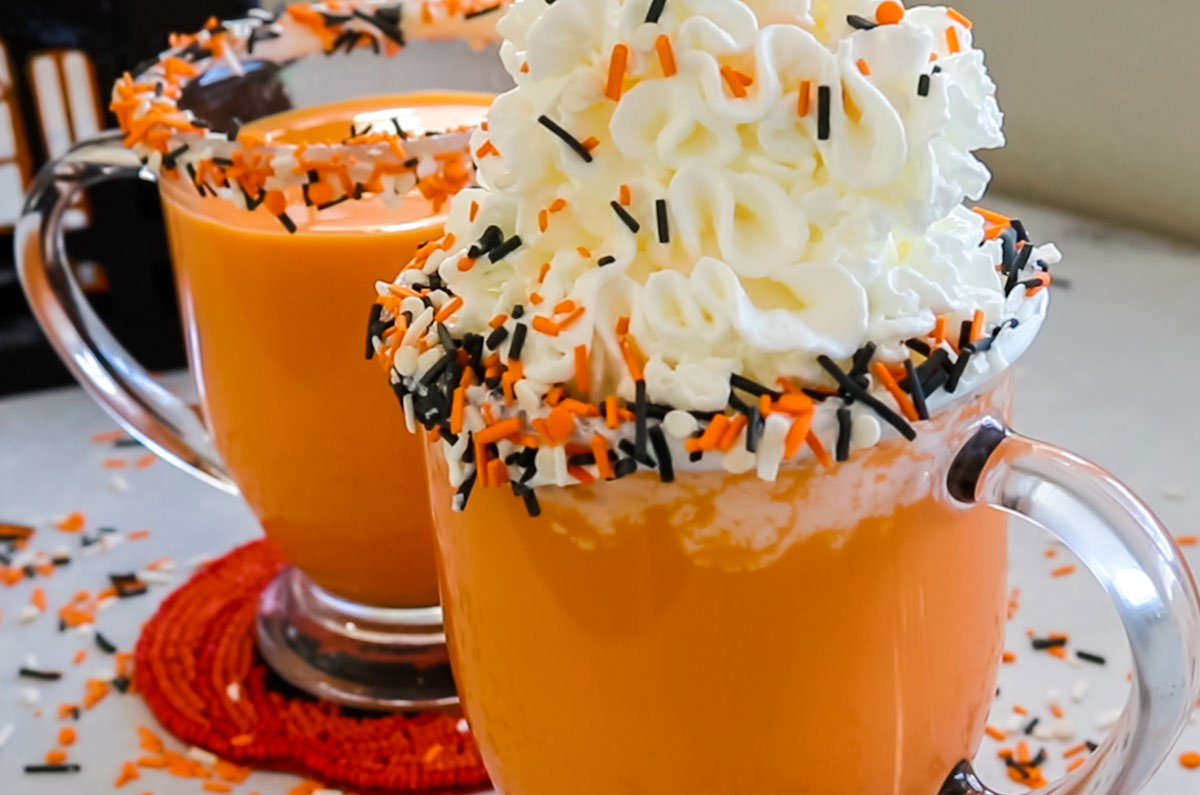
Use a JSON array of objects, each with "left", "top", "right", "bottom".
[{"left": 18, "top": 21, "right": 513, "bottom": 709}]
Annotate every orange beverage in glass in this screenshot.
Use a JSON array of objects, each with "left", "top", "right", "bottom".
[{"left": 426, "top": 385, "right": 1010, "bottom": 794}]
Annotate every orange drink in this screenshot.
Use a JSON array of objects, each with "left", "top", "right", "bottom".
[
  {"left": 427, "top": 388, "right": 1009, "bottom": 794},
  {"left": 162, "top": 92, "right": 491, "bottom": 608}
]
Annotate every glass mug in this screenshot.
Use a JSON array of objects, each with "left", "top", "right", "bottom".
[
  {"left": 17, "top": 22, "right": 511, "bottom": 709},
  {"left": 424, "top": 296, "right": 1200, "bottom": 793}
]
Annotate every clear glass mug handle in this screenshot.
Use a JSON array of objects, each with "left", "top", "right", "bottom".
[
  {"left": 15, "top": 132, "right": 235, "bottom": 493},
  {"left": 940, "top": 418, "right": 1200, "bottom": 794}
]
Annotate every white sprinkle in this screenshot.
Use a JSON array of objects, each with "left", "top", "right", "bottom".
[
  {"left": 1046, "top": 689, "right": 1061, "bottom": 705},
  {"left": 721, "top": 444, "right": 756, "bottom": 474},
  {"left": 755, "top": 414, "right": 789, "bottom": 482},
  {"left": 109, "top": 474, "right": 130, "bottom": 494},
  {"left": 1053, "top": 719, "right": 1076, "bottom": 741},
  {"left": 416, "top": 347, "right": 444, "bottom": 376},
  {"left": 137, "top": 570, "right": 174, "bottom": 586},
  {"left": 1163, "top": 485, "right": 1184, "bottom": 501},
  {"left": 19, "top": 605, "right": 40, "bottom": 623},
  {"left": 312, "top": 790, "right": 345, "bottom": 795},
  {"left": 850, "top": 413, "right": 881, "bottom": 448},
  {"left": 399, "top": 295, "right": 426, "bottom": 317},
  {"left": 394, "top": 346, "right": 420, "bottom": 377},
  {"left": 1032, "top": 722, "right": 1055, "bottom": 741},
  {"left": 1071, "top": 679, "right": 1090, "bottom": 703},
  {"left": 91, "top": 668, "right": 116, "bottom": 682},
  {"left": 185, "top": 554, "right": 212, "bottom": 569},
  {"left": 100, "top": 533, "right": 124, "bottom": 551},
  {"left": 402, "top": 393, "right": 416, "bottom": 434},
  {"left": 456, "top": 718, "right": 470, "bottom": 733},
  {"left": 226, "top": 682, "right": 241, "bottom": 702},
  {"left": 514, "top": 379, "right": 543, "bottom": 414},
  {"left": 74, "top": 624, "right": 95, "bottom": 637},
  {"left": 23, "top": 654, "right": 38, "bottom": 669},
  {"left": 402, "top": 305, "right": 434, "bottom": 348},
  {"left": 1004, "top": 714, "right": 1024, "bottom": 733},
  {"left": 662, "top": 410, "right": 698, "bottom": 439},
  {"left": 0, "top": 723, "right": 14, "bottom": 749},
  {"left": 19, "top": 687, "right": 40, "bottom": 706},
  {"left": 51, "top": 544, "right": 71, "bottom": 559},
  {"left": 188, "top": 746, "right": 218, "bottom": 766},
  {"left": 1095, "top": 708, "right": 1122, "bottom": 731}
]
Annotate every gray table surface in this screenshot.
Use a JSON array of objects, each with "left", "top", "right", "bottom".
[{"left": 2, "top": 197, "right": 1199, "bottom": 794}]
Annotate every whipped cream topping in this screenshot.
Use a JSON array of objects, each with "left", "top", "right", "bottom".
[{"left": 371, "top": 0, "right": 1058, "bottom": 509}]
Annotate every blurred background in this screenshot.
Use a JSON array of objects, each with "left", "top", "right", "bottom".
[{"left": 0, "top": 0, "right": 1196, "bottom": 396}]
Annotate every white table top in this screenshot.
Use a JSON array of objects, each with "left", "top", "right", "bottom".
[{"left": 2, "top": 196, "right": 1199, "bottom": 794}]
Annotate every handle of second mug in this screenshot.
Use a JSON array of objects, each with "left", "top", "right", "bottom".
[
  {"left": 939, "top": 418, "right": 1200, "bottom": 794},
  {"left": 15, "top": 131, "right": 236, "bottom": 493}
]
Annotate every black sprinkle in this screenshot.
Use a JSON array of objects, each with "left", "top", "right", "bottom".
[
  {"left": 1023, "top": 716, "right": 1040, "bottom": 735},
  {"left": 645, "top": 0, "right": 667, "bottom": 23},
  {"left": 316, "top": 195, "right": 350, "bottom": 211},
  {"left": 522, "top": 489, "right": 541, "bottom": 517},
  {"left": 728, "top": 392, "right": 753, "bottom": 416},
  {"left": 489, "top": 234, "right": 523, "bottom": 263},
  {"left": 511, "top": 304, "right": 525, "bottom": 319},
  {"left": 454, "top": 469, "right": 477, "bottom": 511},
  {"left": 745, "top": 407, "right": 762, "bottom": 453},
  {"left": 613, "top": 457, "right": 639, "bottom": 478},
  {"left": 817, "top": 86, "right": 831, "bottom": 140},
  {"left": 999, "top": 227, "right": 1018, "bottom": 272},
  {"left": 113, "top": 438, "right": 143, "bottom": 448},
  {"left": 1012, "top": 219, "right": 1029, "bottom": 242},
  {"left": 276, "top": 213, "right": 297, "bottom": 234},
  {"left": 95, "top": 632, "right": 118, "bottom": 654},
  {"left": 1076, "top": 650, "right": 1107, "bottom": 666},
  {"left": 112, "top": 675, "right": 131, "bottom": 693},
  {"left": 847, "top": 14, "right": 877, "bottom": 29},
  {"left": 688, "top": 449, "right": 703, "bottom": 463},
  {"left": 116, "top": 584, "right": 148, "bottom": 599},
  {"left": 1030, "top": 749, "right": 1047, "bottom": 768},
  {"left": 816, "top": 356, "right": 915, "bottom": 441},
  {"left": 537, "top": 115, "right": 594, "bottom": 162},
  {"left": 730, "top": 373, "right": 781, "bottom": 399},
  {"left": 24, "top": 764, "right": 81, "bottom": 774},
  {"left": 1086, "top": 741, "right": 1099, "bottom": 752},
  {"left": 618, "top": 439, "right": 654, "bottom": 467},
  {"left": 801, "top": 388, "right": 833, "bottom": 402},
  {"left": 905, "top": 338, "right": 931, "bottom": 357},
  {"left": 485, "top": 325, "right": 509, "bottom": 350},
  {"left": 932, "top": 65, "right": 943, "bottom": 74},
  {"left": 835, "top": 407, "right": 852, "bottom": 461},
  {"left": 1006, "top": 243, "right": 1033, "bottom": 295},
  {"left": 567, "top": 453, "right": 597, "bottom": 467},
  {"left": 655, "top": 199, "right": 670, "bottom": 243},
  {"left": 597, "top": 255, "right": 616, "bottom": 267},
  {"left": 849, "top": 342, "right": 876, "bottom": 379},
  {"left": 992, "top": 318, "right": 1019, "bottom": 339},
  {"left": 634, "top": 379, "right": 649, "bottom": 463},
  {"left": 648, "top": 426, "right": 674, "bottom": 483},
  {"left": 903, "top": 359, "right": 929, "bottom": 421},
  {"left": 366, "top": 303, "right": 393, "bottom": 359},
  {"left": 958, "top": 319, "right": 974, "bottom": 350},
  {"left": 403, "top": 156, "right": 420, "bottom": 168},
  {"left": 945, "top": 350, "right": 971, "bottom": 393},
  {"left": 964, "top": 334, "right": 993, "bottom": 355},
  {"left": 226, "top": 118, "right": 241, "bottom": 142},
  {"left": 109, "top": 572, "right": 138, "bottom": 586},
  {"left": 161, "top": 144, "right": 189, "bottom": 170},
  {"left": 19, "top": 667, "right": 63, "bottom": 681},
  {"left": 610, "top": 201, "right": 640, "bottom": 233},
  {"left": 464, "top": 3, "right": 502, "bottom": 18},
  {"left": 917, "top": 73, "right": 931, "bottom": 97},
  {"left": 470, "top": 225, "right": 504, "bottom": 258},
  {"left": 1031, "top": 636, "right": 1067, "bottom": 650},
  {"left": 508, "top": 323, "right": 528, "bottom": 360}
]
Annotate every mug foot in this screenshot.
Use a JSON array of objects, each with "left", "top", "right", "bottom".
[{"left": 256, "top": 566, "right": 457, "bottom": 711}]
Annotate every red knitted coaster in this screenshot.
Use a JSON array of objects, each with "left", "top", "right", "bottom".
[{"left": 134, "top": 540, "right": 490, "bottom": 792}]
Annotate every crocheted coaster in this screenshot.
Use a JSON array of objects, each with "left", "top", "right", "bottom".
[{"left": 134, "top": 540, "right": 490, "bottom": 792}]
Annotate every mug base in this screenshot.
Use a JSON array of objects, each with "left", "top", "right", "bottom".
[{"left": 256, "top": 566, "right": 457, "bottom": 711}]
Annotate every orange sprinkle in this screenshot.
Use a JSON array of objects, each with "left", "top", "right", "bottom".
[
  {"left": 263, "top": 190, "right": 287, "bottom": 216},
  {"left": 806, "top": 431, "right": 834, "bottom": 468},
  {"left": 137, "top": 755, "right": 168, "bottom": 768},
  {"left": 548, "top": 198, "right": 568, "bottom": 213},
  {"left": 969, "top": 309, "right": 985, "bottom": 343},
  {"left": 554, "top": 299, "right": 576, "bottom": 314},
  {"left": 434, "top": 296, "right": 464, "bottom": 323},
  {"left": 783, "top": 413, "right": 812, "bottom": 459},
  {"left": 486, "top": 458, "right": 509, "bottom": 486},
  {"left": 605, "top": 44, "right": 630, "bottom": 101},
  {"left": 694, "top": 414, "right": 730, "bottom": 452},
  {"left": 1012, "top": 704, "right": 1027, "bottom": 715},
  {"left": 720, "top": 65, "right": 751, "bottom": 98},
  {"left": 475, "top": 417, "right": 523, "bottom": 445},
  {"left": 488, "top": 314, "right": 508, "bottom": 329},
  {"left": 1050, "top": 703, "right": 1065, "bottom": 718},
  {"left": 91, "top": 430, "right": 125, "bottom": 444},
  {"left": 468, "top": 200, "right": 480, "bottom": 222},
  {"left": 84, "top": 679, "right": 110, "bottom": 709},
  {"left": 615, "top": 316, "right": 631, "bottom": 335},
  {"left": 856, "top": 58, "right": 871, "bottom": 76},
  {"left": 985, "top": 726, "right": 1006, "bottom": 742},
  {"left": 1002, "top": 651, "right": 1017, "bottom": 663},
  {"left": 1062, "top": 742, "right": 1089, "bottom": 758},
  {"left": 103, "top": 458, "right": 127, "bottom": 469},
  {"left": 532, "top": 316, "right": 559, "bottom": 336},
  {"left": 931, "top": 316, "right": 947, "bottom": 347},
  {"left": 775, "top": 392, "right": 814, "bottom": 415},
  {"left": 45, "top": 749, "right": 68, "bottom": 764},
  {"left": 544, "top": 406, "right": 576, "bottom": 445},
  {"left": 797, "top": 80, "right": 812, "bottom": 116},
  {"left": 133, "top": 453, "right": 156, "bottom": 469},
  {"left": 946, "top": 26, "right": 961, "bottom": 54},
  {"left": 618, "top": 184, "right": 631, "bottom": 206},
  {"left": 1067, "top": 757, "right": 1086, "bottom": 772},
  {"left": 719, "top": 415, "right": 749, "bottom": 452},
  {"left": 229, "top": 734, "right": 254, "bottom": 747},
  {"left": 558, "top": 306, "right": 586, "bottom": 332},
  {"left": 481, "top": 403, "right": 497, "bottom": 426},
  {"left": 1178, "top": 535, "right": 1199, "bottom": 546},
  {"left": 457, "top": 256, "right": 476, "bottom": 272},
  {"left": 946, "top": 8, "right": 973, "bottom": 28},
  {"left": 538, "top": 209, "right": 549, "bottom": 232},
  {"left": 127, "top": 529, "right": 151, "bottom": 541},
  {"left": 1044, "top": 548, "right": 1058, "bottom": 558},
  {"left": 115, "top": 760, "right": 141, "bottom": 787},
  {"left": 32, "top": 587, "right": 46, "bottom": 611},
  {"left": 618, "top": 336, "right": 644, "bottom": 381},
  {"left": 588, "top": 435, "right": 614, "bottom": 479},
  {"left": 580, "top": 136, "right": 600, "bottom": 152},
  {"left": 655, "top": 34, "right": 677, "bottom": 77},
  {"left": 450, "top": 387, "right": 466, "bottom": 435},
  {"left": 1049, "top": 646, "right": 1068, "bottom": 659},
  {"left": 876, "top": 1, "right": 904, "bottom": 24},
  {"left": 59, "top": 726, "right": 77, "bottom": 745},
  {"left": 1181, "top": 751, "right": 1200, "bottom": 769},
  {"left": 604, "top": 396, "right": 620, "bottom": 429},
  {"left": 872, "top": 362, "right": 920, "bottom": 422},
  {"left": 474, "top": 140, "right": 498, "bottom": 158},
  {"left": 520, "top": 61, "right": 530, "bottom": 73},
  {"left": 537, "top": 262, "right": 551, "bottom": 283},
  {"left": 72, "top": 650, "right": 87, "bottom": 665},
  {"left": 576, "top": 246, "right": 592, "bottom": 259},
  {"left": 545, "top": 386, "right": 564, "bottom": 406},
  {"left": 574, "top": 345, "right": 591, "bottom": 394},
  {"left": 55, "top": 511, "right": 86, "bottom": 532},
  {"left": 203, "top": 784, "right": 233, "bottom": 794},
  {"left": 1051, "top": 564, "right": 1077, "bottom": 578}
]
